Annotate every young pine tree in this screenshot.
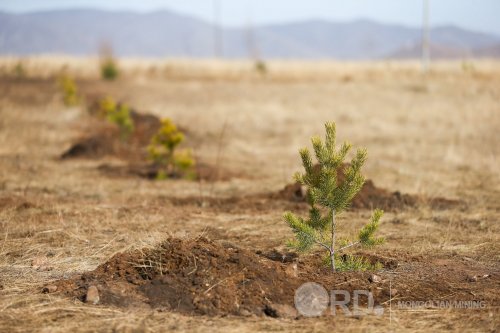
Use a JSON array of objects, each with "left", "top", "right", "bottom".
[
  {"left": 99, "top": 97, "right": 134, "bottom": 141},
  {"left": 101, "top": 58, "right": 119, "bottom": 81},
  {"left": 99, "top": 44, "right": 119, "bottom": 81},
  {"left": 284, "top": 122, "right": 385, "bottom": 272},
  {"left": 147, "top": 118, "right": 195, "bottom": 179},
  {"left": 58, "top": 75, "right": 79, "bottom": 107}
]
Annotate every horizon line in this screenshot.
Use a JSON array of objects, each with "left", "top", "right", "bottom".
[{"left": 0, "top": 7, "right": 499, "bottom": 37}]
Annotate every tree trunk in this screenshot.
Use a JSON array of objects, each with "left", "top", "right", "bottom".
[
  {"left": 330, "top": 210, "right": 336, "bottom": 272},
  {"left": 330, "top": 250, "right": 335, "bottom": 273}
]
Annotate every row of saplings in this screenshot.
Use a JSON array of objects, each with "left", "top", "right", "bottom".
[
  {"left": 59, "top": 75, "right": 195, "bottom": 180},
  {"left": 59, "top": 75, "right": 384, "bottom": 272}
]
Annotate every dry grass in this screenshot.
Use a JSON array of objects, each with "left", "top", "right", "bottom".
[{"left": 0, "top": 57, "right": 499, "bottom": 332}]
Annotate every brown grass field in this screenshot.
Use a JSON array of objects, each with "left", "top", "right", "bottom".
[{"left": 0, "top": 57, "right": 499, "bottom": 332}]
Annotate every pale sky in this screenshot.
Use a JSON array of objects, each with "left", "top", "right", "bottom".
[{"left": 2, "top": 0, "right": 500, "bottom": 36}]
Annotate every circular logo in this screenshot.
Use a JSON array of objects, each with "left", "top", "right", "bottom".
[{"left": 294, "top": 282, "right": 329, "bottom": 317}]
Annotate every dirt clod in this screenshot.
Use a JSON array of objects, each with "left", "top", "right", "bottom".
[
  {"left": 261, "top": 249, "right": 298, "bottom": 263},
  {"left": 264, "top": 303, "right": 299, "bottom": 319},
  {"left": 31, "top": 256, "right": 47, "bottom": 269},
  {"left": 86, "top": 286, "right": 100, "bottom": 305},
  {"left": 285, "top": 263, "right": 299, "bottom": 278},
  {"left": 369, "top": 274, "right": 382, "bottom": 283},
  {"left": 42, "top": 285, "right": 58, "bottom": 293}
]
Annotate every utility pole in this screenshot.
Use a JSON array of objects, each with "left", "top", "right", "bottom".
[
  {"left": 213, "top": 0, "right": 223, "bottom": 58},
  {"left": 422, "top": 0, "right": 430, "bottom": 72}
]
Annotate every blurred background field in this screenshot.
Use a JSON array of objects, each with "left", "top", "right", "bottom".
[{"left": 0, "top": 1, "right": 499, "bottom": 332}]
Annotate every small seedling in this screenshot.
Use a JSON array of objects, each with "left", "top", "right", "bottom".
[
  {"left": 255, "top": 60, "right": 267, "bottom": 75},
  {"left": 13, "top": 61, "right": 26, "bottom": 78},
  {"left": 461, "top": 61, "right": 475, "bottom": 73},
  {"left": 99, "top": 96, "right": 134, "bottom": 140},
  {"left": 101, "top": 58, "right": 119, "bottom": 80},
  {"left": 58, "top": 75, "right": 79, "bottom": 106},
  {"left": 284, "top": 122, "right": 385, "bottom": 272},
  {"left": 99, "top": 43, "right": 119, "bottom": 80},
  {"left": 147, "top": 119, "right": 195, "bottom": 179}
]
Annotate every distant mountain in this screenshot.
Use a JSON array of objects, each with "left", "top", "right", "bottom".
[
  {"left": 473, "top": 43, "right": 500, "bottom": 58},
  {"left": 1, "top": 9, "right": 499, "bottom": 59}
]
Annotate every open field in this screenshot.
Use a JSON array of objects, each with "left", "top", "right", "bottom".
[{"left": 0, "top": 57, "right": 499, "bottom": 332}]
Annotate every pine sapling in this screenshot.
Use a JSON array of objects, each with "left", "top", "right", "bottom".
[
  {"left": 147, "top": 118, "right": 195, "bottom": 179},
  {"left": 284, "top": 122, "right": 385, "bottom": 272},
  {"left": 58, "top": 75, "right": 79, "bottom": 107},
  {"left": 99, "top": 43, "right": 119, "bottom": 81},
  {"left": 99, "top": 96, "right": 134, "bottom": 140},
  {"left": 13, "top": 61, "right": 26, "bottom": 78},
  {"left": 101, "top": 58, "right": 119, "bottom": 80},
  {"left": 255, "top": 60, "right": 267, "bottom": 75}
]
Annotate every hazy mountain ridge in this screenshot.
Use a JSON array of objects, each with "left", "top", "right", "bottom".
[{"left": 1, "top": 9, "right": 499, "bottom": 59}]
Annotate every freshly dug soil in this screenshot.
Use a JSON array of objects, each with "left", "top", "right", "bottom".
[
  {"left": 49, "top": 238, "right": 498, "bottom": 318},
  {"left": 278, "top": 164, "right": 460, "bottom": 211},
  {"left": 61, "top": 110, "right": 163, "bottom": 160},
  {"left": 60, "top": 107, "right": 234, "bottom": 181},
  {"left": 53, "top": 237, "right": 302, "bottom": 316},
  {"left": 167, "top": 181, "right": 459, "bottom": 214}
]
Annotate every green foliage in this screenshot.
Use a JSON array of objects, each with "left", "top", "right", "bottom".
[
  {"left": 58, "top": 75, "right": 79, "bottom": 106},
  {"left": 99, "top": 96, "right": 134, "bottom": 140},
  {"left": 101, "top": 58, "right": 119, "bottom": 80},
  {"left": 284, "top": 122, "right": 385, "bottom": 272},
  {"left": 99, "top": 96, "right": 117, "bottom": 116},
  {"left": 13, "top": 62, "right": 26, "bottom": 78},
  {"left": 461, "top": 61, "right": 475, "bottom": 73},
  {"left": 255, "top": 60, "right": 267, "bottom": 75},
  {"left": 358, "top": 209, "right": 385, "bottom": 246},
  {"left": 325, "top": 254, "right": 383, "bottom": 272},
  {"left": 147, "top": 118, "right": 195, "bottom": 179}
]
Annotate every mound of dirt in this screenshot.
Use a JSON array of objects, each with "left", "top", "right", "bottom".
[
  {"left": 278, "top": 181, "right": 414, "bottom": 210},
  {"left": 61, "top": 132, "right": 117, "bottom": 159},
  {"left": 278, "top": 164, "right": 460, "bottom": 211},
  {"left": 61, "top": 107, "right": 230, "bottom": 180},
  {"left": 61, "top": 110, "right": 163, "bottom": 160},
  {"left": 52, "top": 237, "right": 302, "bottom": 316},
  {"left": 47, "top": 238, "right": 498, "bottom": 318}
]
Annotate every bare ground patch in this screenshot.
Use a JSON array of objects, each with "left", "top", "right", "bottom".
[{"left": 47, "top": 237, "right": 499, "bottom": 318}]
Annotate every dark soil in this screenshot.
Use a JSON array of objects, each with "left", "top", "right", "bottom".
[
  {"left": 61, "top": 110, "right": 163, "bottom": 161},
  {"left": 52, "top": 237, "right": 302, "bottom": 316},
  {"left": 49, "top": 237, "right": 498, "bottom": 318},
  {"left": 165, "top": 182, "right": 459, "bottom": 214},
  {"left": 277, "top": 163, "right": 461, "bottom": 211},
  {"left": 165, "top": 192, "right": 308, "bottom": 213},
  {"left": 97, "top": 162, "right": 239, "bottom": 182}
]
